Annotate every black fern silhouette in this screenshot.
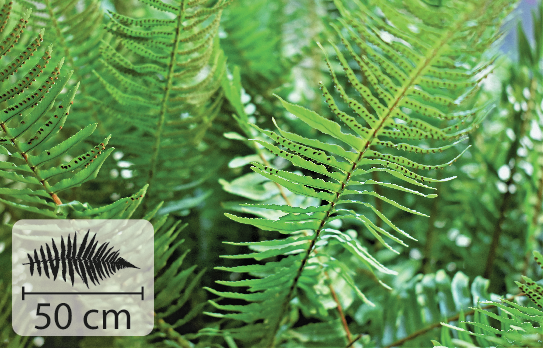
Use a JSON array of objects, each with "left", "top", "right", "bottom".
[{"left": 22, "top": 230, "right": 139, "bottom": 288}]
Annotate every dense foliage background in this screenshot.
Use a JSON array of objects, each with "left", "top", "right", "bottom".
[{"left": 2, "top": 0, "right": 543, "bottom": 347}]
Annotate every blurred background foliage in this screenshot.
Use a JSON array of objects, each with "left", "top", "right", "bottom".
[{"left": 1, "top": 0, "right": 543, "bottom": 347}]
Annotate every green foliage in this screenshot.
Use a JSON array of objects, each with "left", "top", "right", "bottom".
[
  {"left": 0, "top": 2, "right": 113, "bottom": 218},
  {"left": 0, "top": 282, "right": 30, "bottom": 348},
  {"left": 209, "top": 0, "right": 516, "bottom": 346},
  {"left": 4, "top": 0, "right": 543, "bottom": 347},
  {"left": 364, "top": 270, "right": 496, "bottom": 347},
  {"left": 95, "top": 0, "right": 229, "bottom": 208},
  {"left": 436, "top": 251, "right": 543, "bottom": 348}
]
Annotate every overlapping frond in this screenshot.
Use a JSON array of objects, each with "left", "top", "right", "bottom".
[
  {"left": 221, "top": 0, "right": 296, "bottom": 95},
  {"left": 373, "top": 270, "right": 496, "bottom": 347},
  {"left": 436, "top": 251, "right": 543, "bottom": 348},
  {"left": 208, "top": 0, "right": 516, "bottom": 346},
  {"left": 0, "top": 3, "right": 112, "bottom": 218},
  {"left": 96, "top": 0, "right": 229, "bottom": 208},
  {"left": 17, "top": 0, "right": 107, "bottom": 128},
  {"left": 138, "top": 209, "right": 206, "bottom": 347}
]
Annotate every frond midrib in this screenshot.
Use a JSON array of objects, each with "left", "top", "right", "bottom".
[
  {"left": 265, "top": 8, "right": 479, "bottom": 348},
  {"left": 146, "top": 0, "right": 188, "bottom": 202},
  {"left": 0, "top": 122, "right": 61, "bottom": 204}
]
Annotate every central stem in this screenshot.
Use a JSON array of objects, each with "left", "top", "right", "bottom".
[{"left": 146, "top": 1, "right": 188, "bottom": 205}]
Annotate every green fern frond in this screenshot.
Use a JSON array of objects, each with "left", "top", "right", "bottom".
[
  {"left": 15, "top": 0, "right": 108, "bottom": 128},
  {"left": 437, "top": 250, "right": 543, "bottom": 347},
  {"left": 373, "top": 270, "right": 496, "bottom": 347},
  {"left": 149, "top": 211, "right": 207, "bottom": 347},
  {"left": 95, "top": 0, "right": 230, "bottom": 209},
  {"left": 62, "top": 211, "right": 207, "bottom": 348},
  {"left": 0, "top": 3, "right": 112, "bottom": 218},
  {"left": 221, "top": 66, "right": 320, "bottom": 219},
  {"left": 210, "top": 0, "right": 516, "bottom": 346},
  {"left": 221, "top": 0, "right": 299, "bottom": 96}
]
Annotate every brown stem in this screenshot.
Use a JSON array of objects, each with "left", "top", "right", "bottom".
[
  {"left": 0, "top": 123, "right": 62, "bottom": 205},
  {"left": 346, "top": 334, "right": 362, "bottom": 348},
  {"left": 326, "top": 269, "right": 352, "bottom": 342},
  {"left": 384, "top": 294, "right": 524, "bottom": 348}
]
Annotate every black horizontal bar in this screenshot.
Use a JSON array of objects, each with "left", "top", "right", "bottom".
[{"left": 22, "top": 286, "right": 144, "bottom": 301}]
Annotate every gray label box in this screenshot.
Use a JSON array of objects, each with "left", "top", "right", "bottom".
[{"left": 12, "top": 219, "right": 154, "bottom": 336}]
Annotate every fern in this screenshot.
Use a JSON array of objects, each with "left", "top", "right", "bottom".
[
  {"left": 515, "top": 3, "right": 543, "bottom": 279},
  {"left": 434, "top": 8, "right": 543, "bottom": 347},
  {"left": 95, "top": 0, "right": 230, "bottom": 208},
  {"left": 0, "top": 1, "right": 535, "bottom": 347},
  {"left": 208, "top": 0, "right": 515, "bottom": 346},
  {"left": 0, "top": 2, "right": 113, "bottom": 218},
  {"left": 15, "top": 0, "right": 108, "bottom": 129},
  {"left": 151, "top": 214, "right": 207, "bottom": 347},
  {"left": 23, "top": 229, "right": 139, "bottom": 288},
  {"left": 375, "top": 270, "right": 497, "bottom": 347},
  {"left": 76, "top": 209, "right": 208, "bottom": 348},
  {"left": 436, "top": 250, "right": 543, "bottom": 348},
  {"left": 220, "top": 0, "right": 308, "bottom": 101}
]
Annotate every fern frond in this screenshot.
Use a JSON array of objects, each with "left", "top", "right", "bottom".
[
  {"left": 437, "top": 250, "right": 543, "bottom": 347},
  {"left": 15, "top": 0, "right": 108, "bottom": 129},
  {"left": 95, "top": 0, "right": 229, "bottom": 208},
  {"left": 372, "top": 270, "right": 497, "bottom": 347},
  {"left": 221, "top": 0, "right": 300, "bottom": 96},
  {"left": 140, "top": 211, "right": 207, "bottom": 347},
  {"left": 0, "top": 3, "right": 112, "bottom": 217},
  {"left": 211, "top": 0, "right": 516, "bottom": 346}
]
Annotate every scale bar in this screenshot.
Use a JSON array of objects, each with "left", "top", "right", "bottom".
[{"left": 22, "top": 286, "right": 144, "bottom": 301}]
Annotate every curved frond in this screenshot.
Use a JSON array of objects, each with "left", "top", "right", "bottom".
[
  {"left": 437, "top": 251, "right": 543, "bottom": 347},
  {"left": 210, "top": 0, "right": 516, "bottom": 346},
  {"left": 96, "top": 0, "right": 230, "bottom": 208},
  {"left": 0, "top": 3, "right": 112, "bottom": 217},
  {"left": 15, "top": 0, "right": 108, "bottom": 129}
]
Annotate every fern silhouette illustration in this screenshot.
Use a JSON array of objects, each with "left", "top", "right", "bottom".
[{"left": 22, "top": 230, "right": 139, "bottom": 288}]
